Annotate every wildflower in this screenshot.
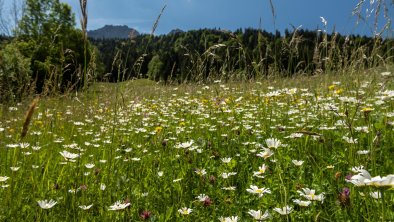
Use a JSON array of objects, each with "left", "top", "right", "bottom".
[
  {"left": 23, "top": 151, "right": 32, "bottom": 156},
  {"left": 32, "top": 146, "right": 42, "bottom": 151},
  {"left": 218, "top": 216, "right": 238, "bottom": 222},
  {"left": 292, "top": 160, "right": 304, "bottom": 166},
  {"left": 256, "top": 148, "right": 274, "bottom": 159},
  {"left": 85, "top": 163, "right": 95, "bottom": 169},
  {"left": 338, "top": 187, "right": 351, "bottom": 207},
  {"left": 361, "top": 107, "right": 374, "bottom": 113},
  {"left": 79, "top": 204, "right": 93, "bottom": 210},
  {"left": 178, "top": 207, "right": 192, "bottom": 215},
  {"left": 37, "top": 199, "right": 57, "bottom": 209},
  {"left": 10, "top": 167, "right": 20, "bottom": 172},
  {"left": 140, "top": 210, "right": 152, "bottom": 220},
  {"left": 265, "top": 138, "right": 281, "bottom": 149},
  {"left": 222, "top": 186, "right": 236, "bottom": 191},
  {"left": 297, "top": 188, "right": 325, "bottom": 202},
  {"left": 380, "top": 90, "right": 394, "bottom": 98},
  {"left": 355, "top": 126, "right": 369, "bottom": 133},
  {"left": 108, "top": 200, "right": 130, "bottom": 211},
  {"left": 347, "top": 170, "right": 394, "bottom": 187},
  {"left": 68, "top": 188, "right": 80, "bottom": 194},
  {"left": 59, "top": 150, "right": 79, "bottom": 162},
  {"left": 287, "top": 133, "right": 303, "bottom": 138},
  {"left": 195, "top": 168, "right": 207, "bottom": 176},
  {"left": 0, "top": 176, "right": 9, "bottom": 182},
  {"left": 342, "top": 136, "right": 358, "bottom": 144},
  {"left": 221, "top": 172, "right": 237, "bottom": 179},
  {"left": 175, "top": 140, "right": 194, "bottom": 149},
  {"left": 335, "top": 88, "right": 343, "bottom": 94},
  {"left": 253, "top": 164, "right": 267, "bottom": 178},
  {"left": 248, "top": 209, "right": 270, "bottom": 220},
  {"left": 73, "top": 121, "right": 85, "bottom": 126},
  {"left": 155, "top": 126, "right": 163, "bottom": 133},
  {"left": 6, "top": 144, "right": 19, "bottom": 148},
  {"left": 196, "top": 194, "right": 213, "bottom": 206},
  {"left": 339, "top": 96, "right": 358, "bottom": 103},
  {"left": 196, "top": 194, "right": 210, "bottom": 202},
  {"left": 364, "top": 175, "right": 394, "bottom": 187},
  {"left": 351, "top": 166, "right": 364, "bottom": 173},
  {"left": 246, "top": 185, "right": 271, "bottom": 198},
  {"left": 19, "top": 143, "right": 30, "bottom": 149},
  {"left": 100, "top": 183, "right": 106, "bottom": 191},
  {"left": 293, "top": 199, "right": 311, "bottom": 207},
  {"left": 158, "top": 171, "right": 164, "bottom": 177},
  {"left": 273, "top": 205, "right": 293, "bottom": 215},
  {"left": 221, "top": 157, "right": 232, "bottom": 163},
  {"left": 356, "top": 150, "right": 370, "bottom": 155},
  {"left": 346, "top": 169, "right": 371, "bottom": 186},
  {"left": 369, "top": 191, "right": 381, "bottom": 199}
]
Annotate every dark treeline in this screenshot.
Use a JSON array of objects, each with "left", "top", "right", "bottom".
[
  {"left": 0, "top": 35, "right": 7, "bottom": 41},
  {"left": 91, "top": 28, "right": 394, "bottom": 83},
  {"left": 0, "top": 35, "right": 10, "bottom": 43}
]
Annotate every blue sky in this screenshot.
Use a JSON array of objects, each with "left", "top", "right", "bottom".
[{"left": 2, "top": 0, "right": 392, "bottom": 36}]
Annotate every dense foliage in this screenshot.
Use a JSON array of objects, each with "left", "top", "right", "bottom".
[
  {"left": 0, "top": 35, "right": 10, "bottom": 42},
  {"left": 91, "top": 28, "right": 394, "bottom": 83},
  {"left": 0, "top": 0, "right": 96, "bottom": 103}
]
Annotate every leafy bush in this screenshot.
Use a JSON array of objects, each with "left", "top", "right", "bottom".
[{"left": 0, "top": 42, "right": 32, "bottom": 103}]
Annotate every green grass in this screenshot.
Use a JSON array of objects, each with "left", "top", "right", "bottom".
[{"left": 0, "top": 69, "right": 394, "bottom": 221}]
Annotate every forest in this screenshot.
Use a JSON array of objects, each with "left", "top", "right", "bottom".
[{"left": 91, "top": 28, "right": 394, "bottom": 83}]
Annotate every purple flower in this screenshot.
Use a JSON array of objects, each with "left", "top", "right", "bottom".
[
  {"left": 338, "top": 187, "right": 350, "bottom": 207},
  {"left": 345, "top": 173, "right": 353, "bottom": 181},
  {"left": 342, "top": 187, "right": 350, "bottom": 196},
  {"left": 140, "top": 210, "right": 152, "bottom": 220}
]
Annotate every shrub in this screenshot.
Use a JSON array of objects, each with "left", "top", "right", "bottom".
[{"left": 0, "top": 42, "right": 33, "bottom": 103}]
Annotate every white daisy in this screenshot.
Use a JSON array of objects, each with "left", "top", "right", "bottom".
[
  {"left": 178, "top": 207, "right": 192, "bottom": 215},
  {"left": 37, "top": 199, "right": 57, "bottom": 209},
  {"left": 108, "top": 200, "right": 130, "bottom": 211}
]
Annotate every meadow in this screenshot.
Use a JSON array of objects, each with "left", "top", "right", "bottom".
[{"left": 0, "top": 68, "right": 393, "bottom": 221}]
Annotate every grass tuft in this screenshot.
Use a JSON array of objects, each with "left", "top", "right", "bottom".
[{"left": 20, "top": 97, "right": 39, "bottom": 139}]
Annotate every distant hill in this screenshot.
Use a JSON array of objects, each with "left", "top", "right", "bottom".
[
  {"left": 88, "top": 25, "right": 139, "bottom": 39},
  {"left": 168, "top": 29, "right": 184, "bottom": 35}
]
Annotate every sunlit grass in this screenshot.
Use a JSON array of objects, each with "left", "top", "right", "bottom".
[{"left": 0, "top": 69, "right": 393, "bottom": 221}]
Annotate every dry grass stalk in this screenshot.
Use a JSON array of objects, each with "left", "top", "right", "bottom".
[
  {"left": 79, "top": 0, "right": 88, "bottom": 39},
  {"left": 268, "top": 0, "right": 276, "bottom": 26},
  {"left": 151, "top": 4, "right": 167, "bottom": 36},
  {"left": 21, "top": 97, "right": 39, "bottom": 139}
]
